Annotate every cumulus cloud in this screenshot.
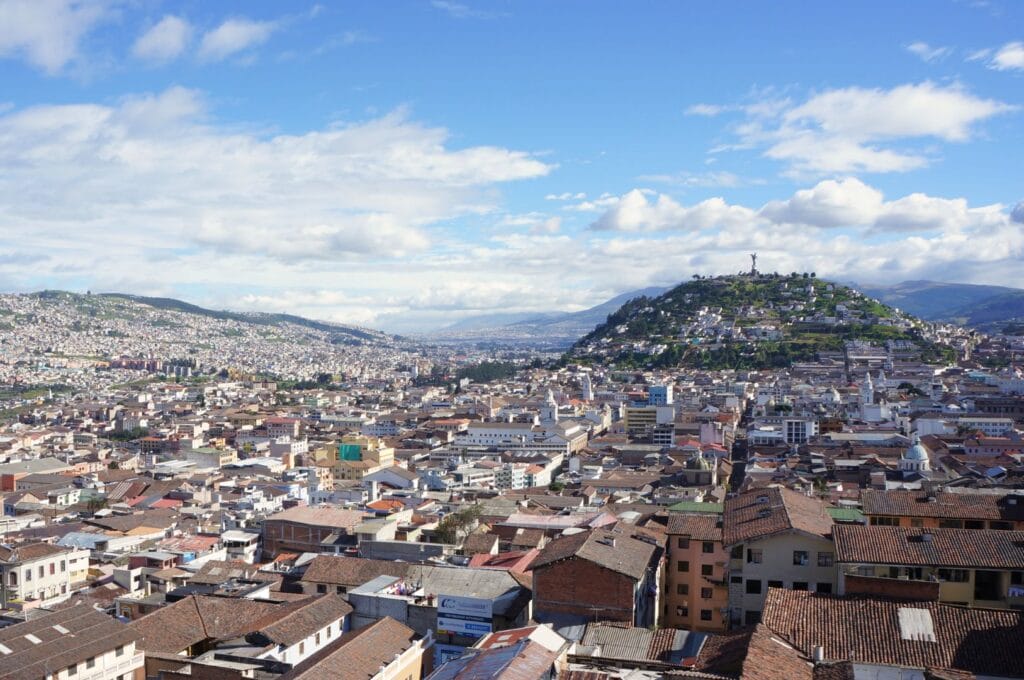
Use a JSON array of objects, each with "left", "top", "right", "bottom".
[
  {"left": 132, "top": 15, "right": 191, "bottom": 62},
  {"left": 685, "top": 103, "right": 729, "bottom": 116},
  {"left": 589, "top": 178, "right": 1010, "bottom": 236},
  {"left": 591, "top": 189, "right": 756, "bottom": 232},
  {"left": 198, "top": 17, "right": 276, "bottom": 61},
  {"left": 905, "top": 41, "right": 951, "bottom": 63},
  {"left": 0, "top": 0, "right": 113, "bottom": 74},
  {"left": 715, "top": 82, "right": 1013, "bottom": 175}
]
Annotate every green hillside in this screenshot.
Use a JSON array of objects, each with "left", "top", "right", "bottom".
[{"left": 564, "top": 273, "right": 955, "bottom": 369}]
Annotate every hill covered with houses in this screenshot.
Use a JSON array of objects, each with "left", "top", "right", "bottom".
[{"left": 564, "top": 273, "right": 964, "bottom": 370}]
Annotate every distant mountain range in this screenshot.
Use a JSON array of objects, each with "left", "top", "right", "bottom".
[
  {"left": 860, "top": 281, "right": 1024, "bottom": 333},
  {"left": 430, "top": 286, "right": 669, "bottom": 346}
]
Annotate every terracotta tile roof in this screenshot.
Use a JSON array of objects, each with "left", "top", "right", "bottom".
[
  {"left": 279, "top": 616, "right": 418, "bottom": 680},
  {"left": 833, "top": 526, "right": 1024, "bottom": 569},
  {"left": 723, "top": 488, "right": 833, "bottom": 546},
  {"left": 531, "top": 528, "right": 657, "bottom": 580},
  {"left": 860, "top": 489, "right": 1024, "bottom": 521},
  {"left": 129, "top": 594, "right": 307, "bottom": 654},
  {"left": 740, "top": 624, "right": 813, "bottom": 680},
  {"left": 462, "top": 532, "right": 500, "bottom": 554},
  {"left": 666, "top": 513, "right": 723, "bottom": 542},
  {"left": 761, "top": 588, "right": 1024, "bottom": 677},
  {"left": 301, "top": 555, "right": 410, "bottom": 588},
  {"left": 0, "top": 541, "right": 67, "bottom": 563},
  {"left": 265, "top": 505, "right": 366, "bottom": 529},
  {"left": 0, "top": 605, "right": 140, "bottom": 680},
  {"left": 257, "top": 594, "right": 353, "bottom": 646}
]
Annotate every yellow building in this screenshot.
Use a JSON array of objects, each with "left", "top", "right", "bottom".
[
  {"left": 331, "top": 435, "right": 395, "bottom": 482},
  {"left": 835, "top": 525, "right": 1024, "bottom": 609},
  {"left": 861, "top": 489, "right": 1024, "bottom": 531}
]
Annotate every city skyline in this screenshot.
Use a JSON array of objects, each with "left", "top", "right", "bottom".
[{"left": 0, "top": 0, "right": 1022, "bottom": 332}]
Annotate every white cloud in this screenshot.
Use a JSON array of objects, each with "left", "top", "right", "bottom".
[
  {"left": 905, "top": 41, "right": 951, "bottom": 63},
  {"left": 591, "top": 189, "right": 756, "bottom": 232},
  {"left": 545, "top": 192, "right": 586, "bottom": 201},
  {"left": 638, "top": 170, "right": 744, "bottom": 188},
  {"left": 760, "top": 178, "right": 884, "bottom": 227},
  {"left": 989, "top": 41, "right": 1024, "bottom": 71},
  {"left": 0, "top": 87, "right": 551, "bottom": 271},
  {"left": 589, "top": 178, "right": 1009, "bottom": 237},
  {"left": 0, "top": 0, "right": 113, "bottom": 74},
  {"left": 717, "top": 82, "right": 1013, "bottom": 175},
  {"left": 132, "top": 15, "right": 191, "bottom": 63},
  {"left": 198, "top": 17, "right": 276, "bottom": 62},
  {"left": 685, "top": 103, "right": 728, "bottom": 116}
]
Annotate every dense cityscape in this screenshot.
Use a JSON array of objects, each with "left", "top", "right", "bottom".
[{"left": 3, "top": 1, "right": 1024, "bottom": 679}]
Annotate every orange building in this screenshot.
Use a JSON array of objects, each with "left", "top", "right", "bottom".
[{"left": 664, "top": 511, "right": 730, "bottom": 632}]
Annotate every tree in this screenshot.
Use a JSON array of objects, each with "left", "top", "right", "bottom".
[{"left": 434, "top": 505, "right": 483, "bottom": 544}]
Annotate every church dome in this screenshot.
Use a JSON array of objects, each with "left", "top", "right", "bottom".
[
  {"left": 904, "top": 436, "right": 929, "bottom": 461},
  {"left": 686, "top": 455, "right": 712, "bottom": 471}
]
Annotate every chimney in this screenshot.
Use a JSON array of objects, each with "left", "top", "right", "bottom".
[{"left": 812, "top": 646, "right": 825, "bottom": 663}]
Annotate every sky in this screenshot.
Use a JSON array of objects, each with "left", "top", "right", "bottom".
[{"left": 0, "top": 0, "right": 1022, "bottom": 333}]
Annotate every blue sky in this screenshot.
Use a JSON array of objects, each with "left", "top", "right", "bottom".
[{"left": 0, "top": 0, "right": 1022, "bottom": 332}]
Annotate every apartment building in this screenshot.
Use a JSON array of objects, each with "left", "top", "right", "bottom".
[
  {"left": 723, "top": 488, "right": 836, "bottom": 626},
  {"left": 861, "top": 489, "right": 1024, "bottom": 530},
  {"left": 664, "top": 512, "right": 729, "bottom": 632},
  {"left": 0, "top": 542, "right": 88, "bottom": 610}
]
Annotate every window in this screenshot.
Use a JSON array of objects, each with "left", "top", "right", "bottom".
[
  {"left": 115, "top": 645, "right": 124, "bottom": 657},
  {"left": 701, "top": 564, "right": 713, "bottom": 576},
  {"left": 38, "top": 566, "right": 44, "bottom": 578},
  {"left": 49, "top": 564, "right": 55, "bottom": 575},
  {"left": 938, "top": 568, "right": 969, "bottom": 583},
  {"left": 336, "top": 586, "right": 346, "bottom": 594},
  {"left": 747, "top": 549, "right": 763, "bottom": 564},
  {"left": 86, "top": 657, "right": 95, "bottom": 669},
  {"left": 299, "top": 642, "right": 305, "bottom": 655},
  {"left": 744, "top": 610, "right": 761, "bottom": 625},
  {"left": 938, "top": 519, "right": 964, "bottom": 529},
  {"left": 793, "top": 551, "right": 809, "bottom": 566},
  {"left": 677, "top": 537, "right": 690, "bottom": 549},
  {"left": 768, "top": 580, "right": 783, "bottom": 589},
  {"left": 316, "top": 584, "right": 327, "bottom": 594},
  {"left": 24, "top": 570, "right": 31, "bottom": 582},
  {"left": 67, "top": 665, "right": 77, "bottom": 677},
  {"left": 816, "top": 582, "right": 833, "bottom": 594},
  {"left": 792, "top": 582, "right": 808, "bottom": 591},
  {"left": 910, "top": 518, "right": 924, "bottom": 528},
  {"left": 730, "top": 545, "right": 743, "bottom": 559},
  {"left": 315, "top": 632, "right": 321, "bottom": 645},
  {"left": 870, "top": 516, "right": 898, "bottom": 526},
  {"left": 817, "top": 552, "right": 834, "bottom": 567},
  {"left": 676, "top": 606, "right": 688, "bottom": 617},
  {"left": 1012, "top": 572, "right": 1024, "bottom": 586},
  {"left": 678, "top": 561, "right": 690, "bottom": 573},
  {"left": 700, "top": 609, "right": 713, "bottom": 621},
  {"left": 990, "top": 521, "right": 1013, "bottom": 531},
  {"left": 702, "top": 541, "right": 714, "bottom": 553},
  {"left": 745, "top": 579, "right": 762, "bottom": 594},
  {"left": 701, "top": 587, "right": 713, "bottom": 599},
  {"left": 965, "top": 520, "right": 985, "bottom": 530},
  {"left": 676, "top": 584, "right": 689, "bottom": 595}
]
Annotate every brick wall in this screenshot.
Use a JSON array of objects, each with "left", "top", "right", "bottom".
[
  {"left": 533, "top": 556, "right": 635, "bottom": 623},
  {"left": 843, "top": 574, "right": 940, "bottom": 601}
]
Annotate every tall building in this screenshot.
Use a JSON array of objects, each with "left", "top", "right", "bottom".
[{"left": 649, "top": 384, "right": 673, "bottom": 406}]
